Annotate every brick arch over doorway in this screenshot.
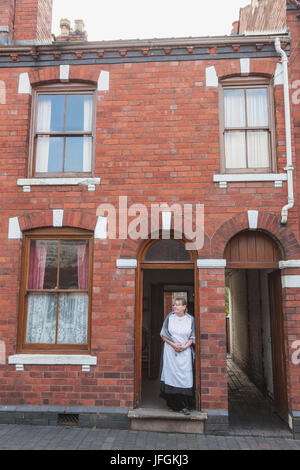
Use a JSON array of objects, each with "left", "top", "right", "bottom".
[
  {"left": 211, "top": 212, "right": 300, "bottom": 260},
  {"left": 118, "top": 214, "right": 211, "bottom": 259}
]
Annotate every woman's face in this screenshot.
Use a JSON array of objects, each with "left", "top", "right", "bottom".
[{"left": 173, "top": 300, "right": 186, "bottom": 316}]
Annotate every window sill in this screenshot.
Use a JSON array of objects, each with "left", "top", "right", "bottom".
[
  {"left": 17, "top": 177, "right": 101, "bottom": 192},
  {"left": 8, "top": 354, "right": 97, "bottom": 371},
  {"left": 213, "top": 173, "right": 287, "bottom": 188}
]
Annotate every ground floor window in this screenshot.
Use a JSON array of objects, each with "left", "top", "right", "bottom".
[{"left": 17, "top": 227, "right": 93, "bottom": 353}]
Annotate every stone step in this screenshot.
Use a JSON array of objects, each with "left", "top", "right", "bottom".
[{"left": 128, "top": 408, "right": 207, "bottom": 434}]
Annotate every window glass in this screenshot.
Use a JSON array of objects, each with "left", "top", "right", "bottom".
[
  {"left": 224, "top": 89, "right": 245, "bottom": 128},
  {"left": 246, "top": 88, "right": 268, "bottom": 127},
  {"left": 59, "top": 240, "right": 89, "bottom": 290},
  {"left": 28, "top": 240, "right": 58, "bottom": 290},
  {"left": 145, "top": 239, "right": 190, "bottom": 261},
  {"left": 65, "top": 95, "right": 93, "bottom": 132},
  {"left": 247, "top": 131, "right": 269, "bottom": 167},
  {"left": 37, "top": 95, "right": 65, "bottom": 132},
  {"left": 225, "top": 131, "right": 247, "bottom": 169}
]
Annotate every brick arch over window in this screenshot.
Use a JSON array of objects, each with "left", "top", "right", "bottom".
[
  {"left": 119, "top": 214, "right": 210, "bottom": 259},
  {"left": 28, "top": 67, "right": 100, "bottom": 87},
  {"left": 214, "top": 58, "right": 277, "bottom": 81},
  {"left": 18, "top": 210, "right": 97, "bottom": 232},
  {"left": 211, "top": 212, "right": 300, "bottom": 260}
]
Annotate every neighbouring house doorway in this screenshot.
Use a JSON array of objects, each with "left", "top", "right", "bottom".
[
  {"left": 134, "top": 238, "right": 199, "bottom": 410},
  {"left": 224, "top": 230, "right": 290, "bottom": 434}
]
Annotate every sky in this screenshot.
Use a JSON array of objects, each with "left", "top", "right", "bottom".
[{"left": 52, "top": 0, "right": 251, "bottom": 42}]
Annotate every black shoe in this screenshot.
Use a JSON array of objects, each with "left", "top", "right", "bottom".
[{"left": 180, "top": 408, "right": 191, "bottom": 415}]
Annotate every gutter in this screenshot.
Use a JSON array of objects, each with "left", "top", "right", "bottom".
[{"left": 275, "top": 37, "right": 294, "bottom": 225}]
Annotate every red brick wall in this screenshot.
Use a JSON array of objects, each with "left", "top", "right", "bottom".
[
  {"left": 0, "top": 55, "right": 300, "bottom": 409},
  {"left": 13, "top": 0, "right": 53, "bottom": 42},
  {"left": 199, "top": 268, "right": 228, "bottom": 411},
  {"left": 286, "top": 9, "right": 300, "bottom": 412}
]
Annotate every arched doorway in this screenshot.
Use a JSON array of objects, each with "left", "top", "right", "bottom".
[
  {"left": 224, "top": 230, "right": 289, "bottom": 429},
  {"left": 134, "top": 237, "right": 200, "bottom": 410}
]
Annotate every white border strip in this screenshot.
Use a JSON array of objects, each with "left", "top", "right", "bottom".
[
  {"left": 281, "top": 276, "right": 300, "bottom": 288},
  {"left": 197, "top": 259, "right": 226, "bottom": 269},
  {"left": 214, "top": 173, "right": 287, "bottom": 183},
  {"left": 279, "top": 260, "right": 300, "bottom": 269},
  {"left": 116, "top": 259, "right": 137, "bottom": 269},
  {"left": 8, "top": 354, "right": 97, "bottom": 371}
]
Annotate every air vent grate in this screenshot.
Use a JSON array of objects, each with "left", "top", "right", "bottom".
[{"left": 57, "top": 413, "right": 79, "bottom": 427}]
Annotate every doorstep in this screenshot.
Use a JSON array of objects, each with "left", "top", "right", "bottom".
[{"left": 128, "top": 408, "right": 207, "bottom": 434}]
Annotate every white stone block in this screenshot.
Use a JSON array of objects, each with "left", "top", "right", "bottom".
[
  {"left": 274, "top": 63, "right": 284, "bottom": 86},
  {"left": 240, "top": 58, "right": 250, "bottom": 74},
  {"left": 197, "top": 259, "right": 226, "bottom": 269},
  {"left": 281, "top": 275, "right": 300, "bottom": 288},
  {"left": 8, "top": 354, "right": 97, "bottom": 366},
  {"left": 0, "top": 80, "right": 6, "bottom": 104},
  {"left": 116, "top": 259, "right": 137, "bottom": 269},
  {"left": 8, "top": 217, "right": 22, "bottom": 239},
  {"left": 248, "top": 210, "right": 258, "bottom": 230},
  {"left": 18, "top": 72, "right": 31, "bottom": 95},
  {"left": 279, "top": 260, "right": 300, "bottom": 269},
  {"left": 60, "top": 64, "right": 70, "bottom": 81},
  {"left": 94, "top": 216, "right": 107, "bottom": 239},
  {"left": 205, "top": 66, "right": 218, "bottom": 87},
  {"left": 98, "top": 70, "right": 110, "bottom": 91},
  {"left": 53, "top": 209, "right": 64, "bottom": 227}
]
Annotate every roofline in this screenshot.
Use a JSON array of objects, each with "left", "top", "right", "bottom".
[{"left": 0, "top": 32, "right": 290, "bottom": 53}]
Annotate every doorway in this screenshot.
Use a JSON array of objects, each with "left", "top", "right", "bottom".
[
  {"left": 134, "top": 238, "right": 199, "bottom": 409},
  {"left": 224, "top": 231, "right": 290, "bottom": 434},
  {"left": 141, "top": 269, "right": 194, "bottom": 409}
]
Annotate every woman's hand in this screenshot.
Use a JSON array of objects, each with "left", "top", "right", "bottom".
[{"left": 173, "top": 343, "right": 184, "bottom": 352}]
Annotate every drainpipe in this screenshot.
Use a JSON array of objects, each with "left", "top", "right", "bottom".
[{"left": 275, "top": 37, "right": 294, "bottom": 225}]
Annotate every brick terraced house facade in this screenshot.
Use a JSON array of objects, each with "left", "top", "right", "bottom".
[{"left": 0, "top": 0, "right": 300, "bottom": 436}]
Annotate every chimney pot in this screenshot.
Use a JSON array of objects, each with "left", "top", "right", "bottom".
[
  {"left": 60, "top": 18, "right": 71, "bottom": 37},
  {"left": 74, "top": 19, "right": 85, "bottom": 33}
]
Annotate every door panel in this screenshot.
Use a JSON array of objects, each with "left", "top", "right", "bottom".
[
  {"left": 149, "top": 284, "right": 164, "bottom": 379},
  {"left": 268, "top": 271, "right": 288, "bottom": 422}
]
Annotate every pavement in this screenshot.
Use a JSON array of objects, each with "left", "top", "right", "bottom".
[{"left": 0, "top": 423, "right": 299, "bottom": 450}]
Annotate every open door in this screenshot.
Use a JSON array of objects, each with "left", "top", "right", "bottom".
[
  {"left": 268, "top": 270, "right": 289, "bottom": 422},
  {"left": 149, "top": 284, "right": 164, "bottom": 379}
]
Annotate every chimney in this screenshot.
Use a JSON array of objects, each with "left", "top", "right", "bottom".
[
  {"left": 55, "top": 18, "right": 88, "bottom": 42},
  {"left": 0, "top": 1, "right": 16, "bottom": 44},
  {"left": 231, "top": 21, "right": 239, "bottom": 35},
  {"left": 3, "top": 0, "right": 54, "bottom": 44}
]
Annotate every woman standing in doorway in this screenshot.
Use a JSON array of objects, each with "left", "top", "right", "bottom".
[{"left": 160, "top": 297, "right": 195, "bottom": 414}]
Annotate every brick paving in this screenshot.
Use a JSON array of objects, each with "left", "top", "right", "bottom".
[
  {"left": 0, "top": 423, "right": 299, "bottom": 450},
  {"left": 227, "top": 357, "right": 292, "bottom": 438}
]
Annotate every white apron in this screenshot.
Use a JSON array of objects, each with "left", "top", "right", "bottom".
[{"left": 161, "top": 314, "right": 193, "bottom": 389}]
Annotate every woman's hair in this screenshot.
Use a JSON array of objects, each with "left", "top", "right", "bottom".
[{"left": 174, "top": 297, "right": 187, "bottom": 307}]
